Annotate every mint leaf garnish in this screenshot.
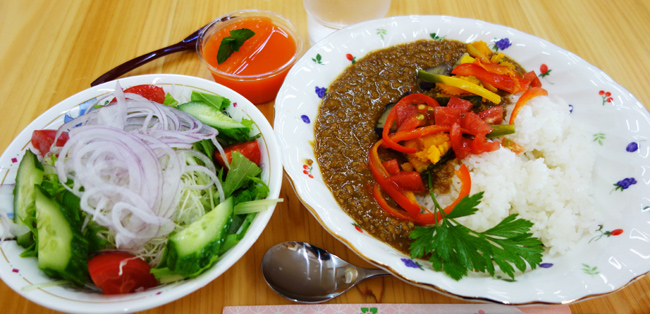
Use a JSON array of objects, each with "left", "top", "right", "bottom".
[{"left": 217, "top": 28, "right": 255, "bottom": 64}]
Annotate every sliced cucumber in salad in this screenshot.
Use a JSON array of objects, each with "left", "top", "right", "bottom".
[
  {"left": 34, "top": 186, "right": 89, "bottom": 285},
  {"left": 164, "top": 197, "right": 234, "bottom": 277},
  {"left": 13, "top": 149, "right": 44, "bottom": 247}
]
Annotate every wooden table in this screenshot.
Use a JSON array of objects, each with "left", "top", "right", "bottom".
[{"left": 1, "top": 0, "right": 649, "bottom": 313}]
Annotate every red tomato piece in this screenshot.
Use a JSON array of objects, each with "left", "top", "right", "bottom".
[
  {"left": 382, "top": 159, "right": 401, "bottom": 175},
  {"left": 214, "top": 140, "right": 261, "bottom": 167},
  {"left": 395, "top": 104, "right": 419, "bottom": 125},
  {"left": 31, "top": 129, "right": 69, "bottom": 155},
  {"left": 460, "top": 112, "right": 493, "bottom": 135},
  {"left": 110, "top": 84, "right": 166, "bottom": 104},
  {"left": 447, "top": 96, "right": 473, "bottom": 112},
  {"left": 478, "top": 106, "right": 504, "bottom": 124},
  {"left": 387, "top": 171, "right": 426, "bottom": 192},
  {"left": 450, "top": 122, "right": 471, "bottom": 160},
  {"left": 470, "top": 133, "right": 501, "bottom": 155},
  {"left": 88, "top": 252, "right": 158, "bottom": 295},
  {"left": 434, "top": 107, "right": 465, "bottom": 127}
]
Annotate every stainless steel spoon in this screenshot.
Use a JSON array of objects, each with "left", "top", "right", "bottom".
[
  {"left": 261, "top": 241, "right": 390, "bottom": 303},
  {"left": 90, "top": 16, "right": 234, "bottom": 87}
]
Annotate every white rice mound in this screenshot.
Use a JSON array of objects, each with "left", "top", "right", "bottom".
[{"left": 438, "top": 95, "right": 598, "bottom": 256}]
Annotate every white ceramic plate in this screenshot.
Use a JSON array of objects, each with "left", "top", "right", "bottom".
[
  {"left": 0, "top": 74, "right": 283, "bottom": 313},
  {"left": 274, "top": 15, "right": 650, "bottom": 305}
]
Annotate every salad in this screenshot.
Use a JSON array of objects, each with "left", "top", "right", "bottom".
[{"left": 1, "top": 83, "right": 280, "bottom": 294}]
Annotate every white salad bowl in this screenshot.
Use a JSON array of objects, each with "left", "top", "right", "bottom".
[
  {"left": 275, "top": 15, "right": 650, "bottom": 305},
  {"left": 0, "top": 74, "right": 283, "bottom": 313}
]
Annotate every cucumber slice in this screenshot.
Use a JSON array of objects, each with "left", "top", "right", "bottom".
[
  {"left": 13, "top": 150, "right": 44, "bottom": 247},
  {"left": 177, "top": 101, "right": 246, "bottom": 131},
  {"left": 165, "top": 197, "right": 234, "bottom": 277},
  {"left": 34, "top": 186, "right": 89, "bottom": 285}
]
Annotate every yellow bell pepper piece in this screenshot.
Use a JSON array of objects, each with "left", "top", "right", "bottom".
[
  {"left": 417, "top": 70, "right": 502, "bottom": 104},
  {"left": 458, "top": 53, "right": 475, "bottom": 64}
]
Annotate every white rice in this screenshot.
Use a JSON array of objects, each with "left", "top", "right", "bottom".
[{"left": 434, "top": 95, "right": 598, "bottom": 256}]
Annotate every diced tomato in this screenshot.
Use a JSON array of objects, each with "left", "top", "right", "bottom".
[
  {"left": 387, "top": 171, "right": 426, "bottom": 192},
  {"left": 460, "top": 112, "right": 493, "bottom": 135},
  {"left": 110, "top": 84, "right": 165, "bottom": 104},
  {"left": 434, "top": 107, "right": 465, "bottom": 127},
  {"left": 31, "top": 129, "right": 69, "bottom": 155},
  {"left": 447, "top": 96, "right": 473, "bottom": 112},
  {"left": 88, "top": 252, "right": 158, "bottom": 295},
  {"left": 450, "top": 122, "right": 471, "bottom": 159},
  {"left": 214, "top": 140, "right": 261, "bottom": 167},
  {"left": 470, "top": 133, "right": 501, "bottom": 155},
  {"left": 478, "top": 106, "right": 504, "bottom": 124},
  {"left": 382, "top": 159, "right": 401, "bottom": 175}
]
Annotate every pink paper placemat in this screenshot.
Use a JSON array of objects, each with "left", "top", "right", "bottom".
[{"left": 223, "top": 304, "right": 571, "bottom": 314}]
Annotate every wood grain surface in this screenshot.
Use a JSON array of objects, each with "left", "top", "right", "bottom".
[{"left": 1, "top": 1, "right": 649, "bottom": 313}]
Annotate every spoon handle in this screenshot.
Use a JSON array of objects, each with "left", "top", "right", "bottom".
[
  {"left": 90, "top": 42, "right": 193, "bottom": 87},
  {"left": 359, "top": 267, "right": 391, "bottom": 280}
]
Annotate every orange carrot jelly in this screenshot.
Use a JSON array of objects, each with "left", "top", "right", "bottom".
[{"left": 197, "top": 11, "right": 302, "bottom": 104}]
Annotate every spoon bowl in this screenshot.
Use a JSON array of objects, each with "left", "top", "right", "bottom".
[{"left": 261, "top": 241, "right": 389, "bottom": 303}]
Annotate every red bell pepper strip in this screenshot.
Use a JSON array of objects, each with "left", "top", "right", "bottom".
[
  {"left": 452, "top": 63, "right": 521, "bottom": 94},
  {"left": 372, "top": 183, "right": 414, "bottom": 221},
  {"left": 474, "top": 59, "right": 521, "bottom": 77},
  {"left": 368, "top": 140, "right": 422, "bottom": 215},
  {"left": 387, "top": 171, "right": 427, "bottom": 192},
  {"left": 509, "top": 87, "right": 548, "bottom": 125},
  {"left": 378, "top": 163, "right": 472, "bottom": 225},
  {"left": 441, "top": 163, "right": 472, "bottom": 214},
  {"left": 382, "top": 94, "right": 440, "bottom": 153},
  {"left": 523, "top": 71, "right": 542, "bottom": 88},
  {"left": 413, "top": 163, "right": 472, "bottom": 225}
]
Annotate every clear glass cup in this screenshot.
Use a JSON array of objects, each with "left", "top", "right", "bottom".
[
  {"left": 303, "top": 0, "right": 391, "bottom": 45},
  {"left": 196, "top": 10, "right": 303, "bottom": 104}
]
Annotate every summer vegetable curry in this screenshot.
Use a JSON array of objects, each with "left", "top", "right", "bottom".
[{"left": 314, "top": 39, "right": 547, "bottom": 280}]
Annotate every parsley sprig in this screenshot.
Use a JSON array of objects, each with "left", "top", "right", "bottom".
[
  {"left": 217, "top": 28, "right": 255, "bottom": 64},
  {"left": 409, "top": 183, "right": 544, "bottom": 281}
]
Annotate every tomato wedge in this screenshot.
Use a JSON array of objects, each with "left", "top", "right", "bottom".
[
  {"left": 110, "top": 84, "right": 166, "bottom": 104},
  {"left": 214, "top": 140, "right": 261, "bottom": 167},
  {"left": 447, "top": 96, "right": 474, "bottom": 112},
  {"left": 88, "top": 252, "right": 158, "bottom": 295},
  {"left": 382, "top": 159, "right": 401, "bottom": 175},
  {"left": 450, "top": 122, "right": 472, "bottom": 160},
  {"left": 478, "top": 106, "right": 504, "bottom": 124},
  {"left": 31, "top": 129, "right": 69, "bottom": 155}
]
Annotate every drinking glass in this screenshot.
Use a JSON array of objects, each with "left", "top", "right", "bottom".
[{"left": 303, "top": 0, "right": 391, "bottom": 45}]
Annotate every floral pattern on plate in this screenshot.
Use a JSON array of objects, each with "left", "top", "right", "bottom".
[{"left": 274, "top": 15, "right": 650, "bottom": 305}]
